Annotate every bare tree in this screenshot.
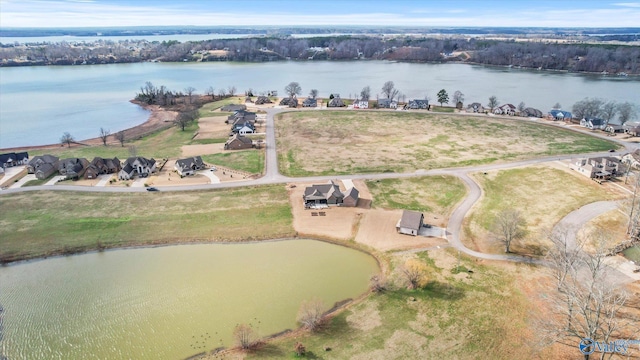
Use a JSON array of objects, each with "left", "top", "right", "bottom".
[
  {"left": 544, "top": 233, "right": 631, "bottom": 360},
  {"left": 294, "top": 342, "right": 306, "bottom": 356},
  {"left": 452, "top": 90, "right": 464, "bottom": 105},
  {"left": 284, "top": 82, "right": 302, "bottom": 98},
  {"left": 360, "top": 86, "right": 371, "bottom": 100},
  {"left": 601, "top": 101, "right": 617, "bottom": 123},
  {"left": 553, "top": 102, "right": 562, "bottom": 110},
  {"left": 370, "top": 274, "right": 387, "bottom": 293},
  {"left": 184, "top": 86, "right": 196, "bottom": 104},
  {"left": 572, "top": 97, "right": 604, "bottom": 119},
  {"left": 517, "top": 101, "right": 527, "bottom": 113},
  {"left": 297, "top": 298, "right": 325, "bottom": 331},
  {"left": 205, "top": 86, "right": 215, "bottom": 100},
  {"left": 399, "top": 259, "right": 428, "bottom": 290},
  {"left": 174, "top": 107, "right": 198, "bottom": 131},
  {"left": 227, "top": 85, "right": 237, "bottom": 96},
  {"left": 487, "top": 95, "right": 499, "bottom": 111},
  {"left": 491, "top": 208, "right": 526, "bottom": 253},
  {"left": 544, "top": 226, "right": 583, "bottom": 290},
  {"left": 60, "top": 132, "right": 74, "bottom": 147},
  {"left": 381, "top": 81, "right": 398, "bottom": 100},
  {"left": 99, "top": 127, "right": 110, "bottom": 146},
  {"left": 232, "top": 323, "right": 259, "bottom": 350},
  {"left": 114, "top": 131, "right": 126, "bottom": 147},
  {"left": 617, "top": 101, "right": 637, "bottom": 125},
  {"left": 218, "top": 88, "right": 227, "bottom": 97}
]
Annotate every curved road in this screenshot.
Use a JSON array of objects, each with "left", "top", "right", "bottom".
[{"left": 1, "top": 108, "right": 637, "bottom": 267}]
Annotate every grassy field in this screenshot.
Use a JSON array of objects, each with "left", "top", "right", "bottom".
[
  {"left": 623, "top": 245, "right": 640, "bottom": 263},
  {"left": 202, "top": 150, "right": 265, "bottom": 174},
  {"left": 0, "top": 185, "right": 293, "bottom": 263},
  {"left": 366, "top": 176, "right": 466, "bottom": 214},
  {"left": 275, "top": 111, "right": 619, "bottom": 176},
  {"left": 243, "top": 249, "right": 539, "bottom": 360},
  {"left": 465, "top": 166, "right": 622, "bottom": 255}
]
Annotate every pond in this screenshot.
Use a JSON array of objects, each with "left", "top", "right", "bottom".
[{"left": 0, "top": 240, "right": 379, "bottom": 359}]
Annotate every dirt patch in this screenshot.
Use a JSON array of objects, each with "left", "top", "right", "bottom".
[
  {"left": 195, "top": 115, "right": 230, "bottom": 139},
  {"left": 346, "top": 300, "right": 382, "bottom": 332},
  {"left": 355, "top": 209, "right": 447, "bottom": 252},
  {"left": 350, "top": 329, "right": 428, "bottom": 360},
  {"left": 181, "top": 144, "right": 226, "bottom": 157},
  {"left": 288, "top": 181, "right": 363, "bottom": 240}
]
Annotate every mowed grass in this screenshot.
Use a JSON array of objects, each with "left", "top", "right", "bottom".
[
  {"left": 465, "top": 166, "right": 622, "bottom": 255},
  {"left": 202, "top": 150, "right": 265, "bottom": 174},
  {"left": 29, "top": 120, "right": 199, "bottom": 160},
  {"left": 0, "top": 185, "right": 294, "bottom": 263},
  {"left": 275, "top": 111, "right": 619, "bottom": 176},
  {"left": 366, "top": 175, "right": 466, "bottom": 214},
  {"left": 245, "top": 249, "right": 538, "bottom": 360}
]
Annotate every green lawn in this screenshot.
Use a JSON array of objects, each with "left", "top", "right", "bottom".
[
  {"left": 202, "top": 150, "right": 265, "bottom": 174},
  {"left": 623, "top": 245, "right": 640, "bottom": 263},
  {"left": 276, "top": 111, "right": 620, "bottom": 177},
  {"left": 366, "top": 176, "right": 466, "bottom": 215},
  {"left": 244, "top": 249, "right": 537, "bottom": 360},
  {"left": 0, "top": 185, "right": 293, "bottom": 263}
]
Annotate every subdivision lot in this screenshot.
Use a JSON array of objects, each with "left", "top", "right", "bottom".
[
  {"left": 275, "top": 111, "right": 619, "bottom": 176},
  {"left": 0, "top": 185, "right": 294, "bottom": 263},
  {"left": 464, "top": 164, "right": 625, "bottom": 255}
]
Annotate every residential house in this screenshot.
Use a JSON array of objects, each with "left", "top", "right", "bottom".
[
  {"left": 224, "top": 134, "right": 254, "bottom": 150},
  {"left": 0, "top": 152, "right": 29, "bottom": 168},
  {"left": 118, "top": 156, "right": 156, "bottom": 180},
  {"left": 90, "top": 157, "right": 121, "bottom": 174},
  {"left": 226, "top": 110, "right": 257, "bottom": 124},
  {"left": 302, "top": 181, "right": 359, "bottom": 207},
  {"left": 522, "top": 107, "right": 543, "bottom": 118},
  {"left": 569, "top": 157, "right": 622, "bottom": 180},
  {"left": 623, "top": 150, "right": 640, "bottom": 169},
  {"left": 623, "top": 122, "right": 640, "bottom": 136},
  {"left": 279, "top": 96, "right": 298, "bottom": 108},
  {"left": 328, "top": 96, "right": 345, "bottom": 107},
  {"left": 84, "top": 164, "right": 101, "bottom": 179},
  {"left": 58, "top": 157, "right": 90, "bottom": 180},
  {"left": 174, "top": 156, "right": 205, "bottom": 176},
  {"left": 303, "top": 97, "right": 318, "bottom": 107},
  {"left": 27, "top": 154, "right": 59, "bottom": 180},
  {"left": 353, "top": 100, "right": 369, "bottom": 109},
  {"left": 466, "top": 102, "right": 484, "bottom": 113},
  {"left": 605, "top": 124, "right": 625, "bottom": 134},
  {"left": 580, "top": 118, "right": 606, "bottom": 130},
  {"left": 254, "top": 96, "right": 272, "bottom": 105},
  {"left": 378, "top": 98, "right": 398, "bottom": 109},
  {"left": 220, "top": 104, "right": 247, "bottom": 112},
  {"left": 548, "top": 109, "right": 572, "bottom": 121},
  {"left": 231, "top": 121, "right": 255, "bottom": 135},
  {"left": 396, "top": 210, "right": 424, "bottom": 236},
  {"left": 406, "top": 99, "right": 429, "bottom": 109},
  {"left": 493, "top": 104, "right": 516, "bottom": 116}
]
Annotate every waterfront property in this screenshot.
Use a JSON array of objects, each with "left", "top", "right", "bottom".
[
  {"left": 27, "top": 154, "right": 59, "bottom": 179},
  {"left": 58, "top": 157, "right": 90, "bottom": 180},
  {"left": 377, "top": 98, "right": 398, "bottom": 109},
  {"left": 396, "top": 210, "right": 424, "bottom": 236},
  {"left": 302, "top": 181, "right": 359, "bottom": 208},
  {"left": 569, "top": 157, "right": 623, "bottom": 180},
  {"left": 353, "top": 100, "right": 369, "bottom": 109},
  {"left": 118, "top": 156, "right": 157, "bottom": 180},
  {"left": 406, "top": 99, "right": 429, "bottom": 109},
  {"left": 224, "top": 134, "right": 254, "bottom": 150},
  {"left": 466, "top": 102, "right": 485, "bottom": 113}
]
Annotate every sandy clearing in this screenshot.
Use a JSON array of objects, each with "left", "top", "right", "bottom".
[
  {"left": 181, "top": 143, "right": 226, "bottom": 157},
  {"left": 195, "top": 115, "right": 230, "bottom": 139},
  {"left": 144, "top": 160, "right": 211, "bottom": 186},
  {"left": 355, "top": 209, "right": 448, "bottom": 252}
]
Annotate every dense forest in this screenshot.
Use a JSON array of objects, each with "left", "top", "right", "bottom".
[{"left": 1, "top": 35, "right": 639, "bottom": 74}]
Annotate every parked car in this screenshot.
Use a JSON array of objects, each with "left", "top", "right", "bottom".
[{"left": 146, "top": 187, "right": 159, "bottom": 192}]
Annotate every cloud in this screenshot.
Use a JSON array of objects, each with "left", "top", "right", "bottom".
[{"left": 612, "top": 2, "right": 640, "bottom": 7}]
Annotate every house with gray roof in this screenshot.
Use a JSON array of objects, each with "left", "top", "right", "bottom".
[
  {"left": 580, "top": 118, "right": 606, "bottom": 130},
  {"left": 466, "top": 102, "right": 484, "bottom": 113},
  {"left": 396, "top": 210, "right": 424, "bottom": 236},
  {"left": 28, "top": 154, "right": 59, "bottom": 179},
  {"left": 58, "top": 158, "right": 90, "bottom": 180},
  {"left": 118, "top": 157, "right": 156, "bottom": 180},
  {"left": 407, "top": 99, "right": 429, "bottom": 109},
  {"left": 220, "top": 104, "right": 247, "bottom": 112},
  {"left": 0, "top": 152, "right": 29, "bottom": 168},
  {"left": 303, "top": 181, "right": 359, "bottom": 208},
  {"left": 174, "top": 156, "right": 205, "bottom": 177},
  {"left": 328, "top": 96, "right": 345, "bottom": 108},
  {"left": 302, "top": 97, "right": 318, "bottom": 107},
  {"left": 378, "top": 98, "right": 398, "bottom": 109}
]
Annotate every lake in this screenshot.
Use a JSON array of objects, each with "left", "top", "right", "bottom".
[
  {"left": 0, "top": 240, "right": 378, "bottom": 359},
  {"left": 1, "top": 61, "right": 639, "bottom": 148}
]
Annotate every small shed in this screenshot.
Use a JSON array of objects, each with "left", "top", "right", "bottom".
[{"left": 396, "top": 210, "right": 424, "bottom": 236}]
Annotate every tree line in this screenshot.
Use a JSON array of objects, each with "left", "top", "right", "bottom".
[{"left": 2, "top": 36, "right": 639, "bottom": 74}]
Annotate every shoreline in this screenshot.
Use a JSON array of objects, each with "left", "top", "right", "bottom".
[{"left": 0, "top": 101, "right": 178, "bottom": 153}]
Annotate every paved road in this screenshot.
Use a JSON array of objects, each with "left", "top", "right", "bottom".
[
  {"left": 553, "top": 201, "right": 621, "bottom": 250},
  {"left": 1, "top": 109, "right": 638, "bottom": 271}
]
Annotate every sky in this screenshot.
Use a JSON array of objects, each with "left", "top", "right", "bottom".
[{"left": 1, "top": 0, "right": 640, "bottom": 28}]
